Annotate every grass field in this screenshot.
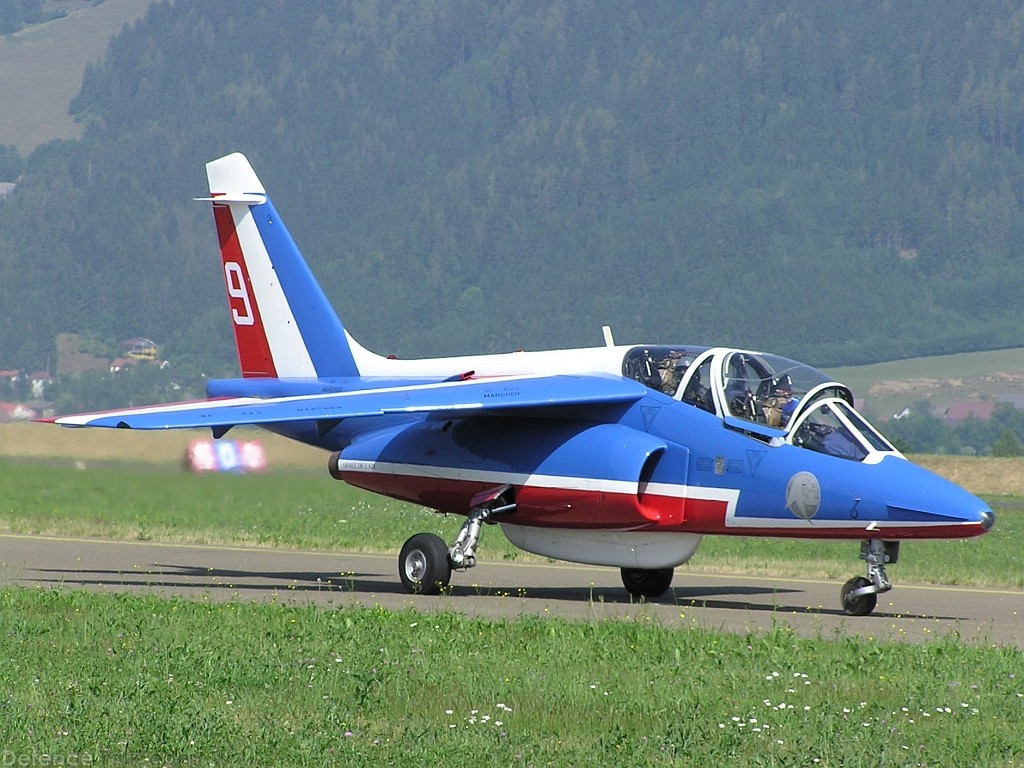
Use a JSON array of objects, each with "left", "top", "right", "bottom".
[
  {"left": 2, "top": 589, "right": 1023, "bottom": 767},
  {"left": 0, "top": 422, "right": 325, "bottom": 469}
]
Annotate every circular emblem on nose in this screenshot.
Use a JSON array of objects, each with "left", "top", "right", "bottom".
[{"left": 786, "top": 471, "right": 821, "bottom": 520}]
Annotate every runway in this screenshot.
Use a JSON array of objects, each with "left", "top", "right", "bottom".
[{"left": 1, "top": 533, "right": 1021, "bottom": 646}]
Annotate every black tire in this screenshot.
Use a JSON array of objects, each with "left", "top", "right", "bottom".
[
  {"left": 620, "top": 567, "right": 674, "bottom": 599},
  {"left": 841, "top": 576, "right": 878, "bottom": 616},
  {"left": 399, "top": 533, "right": 452, "bottom": 595}
]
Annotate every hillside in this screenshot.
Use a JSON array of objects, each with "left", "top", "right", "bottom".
[
  {"left": 1, "top": 1, "right": 1024, "bottom": 374},
  {"left": 0, "top": 0, "right": 150, "bottom": 154},
  {"left": 828, "top": 347, "right": 1024, "bottom": 421}
]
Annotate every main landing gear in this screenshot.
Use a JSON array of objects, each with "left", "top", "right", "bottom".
[
  {"left": 398, "top": 533, "right": 451, "bottom": 595},
  {"left": 841, "top": 539, "right": 899, "bottom": 616},
  {"left": 397, "top": 486, "right": 516, "bottom": 595},
  {"left": 620, "top": 567, "right": 674, "bottom": 599}
]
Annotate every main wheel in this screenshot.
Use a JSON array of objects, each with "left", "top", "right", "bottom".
[
  {"left": 621, "top": 567, "right": 674, "bottom": 599},
  {"left": 399, "top": 533, "right": 452, "bottom": 595},
  {"left": 841, "top": 576, "right": 878, "bottom": 616}
]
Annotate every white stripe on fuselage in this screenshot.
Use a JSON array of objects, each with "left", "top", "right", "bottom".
[{"left": 336, "top": 459, "right": 973, "bottom": 532}]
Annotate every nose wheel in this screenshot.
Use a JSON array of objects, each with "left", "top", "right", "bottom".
[
  {"left": 841, "top": 539, "right": 898, "bottom": 616},
  {"left": 840, "top": 576, "right": 877, "bottom": 616}
]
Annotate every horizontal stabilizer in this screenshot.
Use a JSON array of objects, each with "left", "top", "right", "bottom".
[{"left": 193, "top": 194, "right": 267, "bottom": 205}]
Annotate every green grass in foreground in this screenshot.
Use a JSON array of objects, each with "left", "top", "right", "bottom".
[
  {"left": 1, "top": 588, "right": 1022, "bottom": 767},
  {"left": 0, "top": 458, "right": 1019, "bottom": 588}
]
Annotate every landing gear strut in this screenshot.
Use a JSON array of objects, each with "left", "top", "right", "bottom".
[
  {"left": 841, "top": 539, "right": 898, "bottom": 616},
  {"left": 397, "top": 486, "right": 516, "bottom": 595}
]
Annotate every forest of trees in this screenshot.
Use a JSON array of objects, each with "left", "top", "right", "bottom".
[
  {"left": 2, "top": 1, "right": 1024, "bottom": 380},
  {"left": 882, "top": 401, "right": 1024, "bottom": 457},
  {"left": 0, "top": 0, "right": 43, "bottom": 34}
]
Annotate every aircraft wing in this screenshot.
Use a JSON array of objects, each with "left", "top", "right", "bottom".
[{"left": 46, "top": 373, "right": 648, "bottom": 431}]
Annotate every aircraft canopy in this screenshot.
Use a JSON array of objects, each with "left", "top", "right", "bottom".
[{"left": 622, "top": 346, "right": 899, "bottom": 463}]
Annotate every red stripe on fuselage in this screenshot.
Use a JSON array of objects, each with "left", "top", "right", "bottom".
[
  {"left": 213, "top": 204, "right": 277, "bottom": 378},
  {"left": 339, "top": 470, "right": 987, "bottom": 540},
  {"left": 340, "top": 470, "right": 727, "bottom": 531}
]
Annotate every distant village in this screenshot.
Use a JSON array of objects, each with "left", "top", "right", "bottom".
[{"left": 0, "top": 333, "right": 165, "bottom": 422}]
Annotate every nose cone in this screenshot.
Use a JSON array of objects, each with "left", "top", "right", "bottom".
[
  {"left": 980, "top": 507, "right": 996, "bottom": 531},
  {"left": 880, "top": 457, "right": 993, "bottom": 538}
]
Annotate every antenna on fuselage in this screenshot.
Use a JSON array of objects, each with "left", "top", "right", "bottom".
[{"left": 602, "top": 325, "right": 615, "bottom": 347}]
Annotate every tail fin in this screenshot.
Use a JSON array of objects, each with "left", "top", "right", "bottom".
[{"left": 201, "top": 153, "right": 360, "bottom": 378}]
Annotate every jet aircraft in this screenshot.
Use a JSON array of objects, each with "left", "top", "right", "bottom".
[{"left": 44, "top": 153, "right": 995, "bottom": 616}]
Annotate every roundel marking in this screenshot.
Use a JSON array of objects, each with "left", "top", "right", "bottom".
[{"left": 786, "top": 471, "right": 821, "bottom": 520}]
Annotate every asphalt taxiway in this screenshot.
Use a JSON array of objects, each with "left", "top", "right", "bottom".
[{"left": 1, "top": 533, "right": 1020, "bottom": 645}]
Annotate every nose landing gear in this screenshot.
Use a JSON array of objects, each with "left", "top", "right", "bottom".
[{"left": 841, "top": 539, "right": 899, "bottom": 616}]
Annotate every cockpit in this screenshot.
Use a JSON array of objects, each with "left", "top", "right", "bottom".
[{"left": 621, "top": 346, "right": 899, "bottom": 463}]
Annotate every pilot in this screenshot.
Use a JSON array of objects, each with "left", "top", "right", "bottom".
[
  {"left": 762, "top": 375, "right": 796, "bottom": 427},
  {"left": 725, "top": 356, "right": 757, "bottom": 419},
  {"left": 727, "top": 382, "right": 755, "bottom": 419},
  {"left": 658, "top": 351, "right": 687, "bottom": 396},
  {"left": 638, "top": 349, "right": 663, "bottom": 389},
  {"left": 823, "top": 423, "right": 868, "bottom": 461}
]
